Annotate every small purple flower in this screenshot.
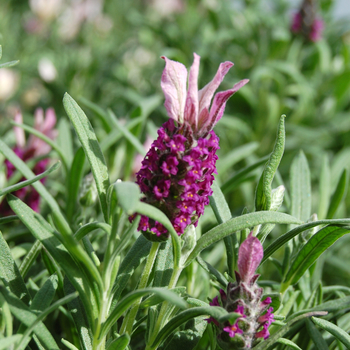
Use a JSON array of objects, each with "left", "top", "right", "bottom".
[
  {"left": 131, "top": 54, "right": 248, "bottom": 240},
  {"left": 223, "top": 322, "right": 243, "bottom": 338},
  {"left": 255, "top": 324, "right": 270, "bottom": 340},
  {"left": 258, "top": 307, "right": 274, "bottom": 327},
  {"left": 1, "top": 109, "right": 57, "bottom": 215}
]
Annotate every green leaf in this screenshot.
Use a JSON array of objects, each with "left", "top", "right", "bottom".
[
  {"left": 135, "top": 201, "right": 182, "bottom": 269},
  {"left": 210, "top": 180, "right": 238, "bottom": 277},
  {"left": 66, "top": 147, "right": 85, "bottom": 221},
  {"left": 61, "top": 338, "right": 80, "bottom": 350},
  {"left": 281, "top": 225, "right": 350, "bottom": 292},
  {"left": 276, "top": 338, "right": 302, "bottom": 349},
  {"left": 0, "top": 231, "right": 30, "bottom": 305},
  {"left": 113, "top": 181, "right": 141, "bottom": 215},
  {"left": 253, "top": 311, "right": 327, "bottom": 350},
  {"left": 161, "top": 317, "right": 207, "bottom": 350},
  {"left": 63, "top": 93, "right": 110, "bottom": 222},
  {"left": 107, "top": 109, "right": 146, "bottom": 155},
  {"left": 196, "top": 257, "right": 228, "bottom": 287},
  {"left": 0, "top": 286, "right": 59, "bottom": 350},
  {"left": 19, "top": 240, "right": 42, "bottom": 278},
  {"left": 106, "top": 334, "right": 130, "bottom": 350},
  {"left": 290, "top": 150, "right": 311, "bottom": 222},
  {"left": 217, "top": 142, "right": 259, "bottom": 174},
  {"left": 318, "top": 155, "right": 331, "bottom": 219},
  {"left": 255, "top": 115, "right": 285, "bottom": 211},
  {"left": 306, "top": 318, "right": 329, "bottom": 350},
  {"left": 16, "top": 291, "right": 78, "bottom": 350},
  {"left": 74, "top": 222, "right": 111, "bottom": 241},
  {"left": 0, "top": 60, "right": 20, "bottom": 69},
  {"left": 0, "top": 161, "right": 60, "bottom": 197},
  {"left": 101, "top": 288, "right": 187, "bottom": 339},
  {"left": 31, "top": 274, "right": 58, "bottom": 312},
  {"left": 221, "top": 156, "right": 269, "bottom": 194},
  {"left": 7, "top": 194, "right": 97, "bottom": 327},
  {"left": 141, "top": 287, "right": 186, "bottom": 309},
  {"left": 153, "top": 240, "right": 173, "bottom": 287},
  {"left": 185, "top": 211, "right": 302, "bottom": 267},
  {"left": 150, "top": 306, "right": 228, "bottom": 349},
  {"left": 312, "top": 316, "right": 350, "bottom": 348},
  {"left": 112, "top": 235, "right": 152, "bottom": 301},
  {"left": 0, "top": 335, "right": 22, "bottom": 349},
  {"left": 64, "top": 277, "right": 93, "bottom": 350},
  {"left": 262, "top": 218, "right": 350, "bottom": 264},
  {"left": 327, "top": 169, "right": 348, "bottom": 219}
]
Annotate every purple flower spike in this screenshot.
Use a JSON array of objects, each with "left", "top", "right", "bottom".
[
  {"left": 131, "top": 54, "right": 248, "bottom": 240},
  {"left": 238, "top": 232, "right": 264, "bottom": 284}
]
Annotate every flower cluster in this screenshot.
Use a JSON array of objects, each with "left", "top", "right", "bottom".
[
  {"left": 207, "top": 233, "right": 275, "bottom": 349},
  {"left": 291, "top": 0, "right": 324, "bottom": 42},
  {"left": 131, "top": 53, "right": 248, "bottom": 240},
  {"left": 0, "top": 108, "right": 57, "bottom": 215}
]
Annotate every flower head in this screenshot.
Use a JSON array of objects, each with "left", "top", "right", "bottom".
[
  {"left": 1, "top": 108, "right": 57, "bottom": 215},
  {"left": 131, "top": 54, "right": 248, "bottom": 240}
]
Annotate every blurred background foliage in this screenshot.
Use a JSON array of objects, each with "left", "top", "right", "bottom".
[{"left": 1, "top": 0, "right": 350, "bottom": 288}]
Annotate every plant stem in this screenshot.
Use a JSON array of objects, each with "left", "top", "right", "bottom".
[
  {"left": 120, "top": 241, "right": 160, "bottom": 335},
  {"left": 146, "top": 267, "right": 182, "bottom": 350}
]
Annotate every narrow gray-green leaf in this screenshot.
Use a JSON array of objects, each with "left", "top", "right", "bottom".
[
  {"left": 0, "top": 231, "right": 30, "bottom": 305},
  {"left": 312, "top": 316, "right": 350, "bottom": 348},
  {"left": 327, "top": 169, "right": 348, "bottom": 219},
  {"left": 112, "top": 235, "right": 152, "bottom": 301},
  {"left": 101, "top": 288, "right": 187, "bottom": 339},
  {"left": 63, "top": 93, "right": 110, "bottom": 222},
  {"left": 290, "top": 150, "right": 311, "bottom": 222},
  {"left": 0, "top": 162, "right": 60, "bottom": 197},
  {"left": 108, "top": 109, "right": 146, "bottom": 155},
  {"left": 306, "top": 318, "right": 329, "bottom": 350},
  {"left": 255, "top": 115, "right": 285, "bottom": 211},
  {"left": 66, "top": 147, "right": 85, "bottom": 221},
  {"left": 7, "top": 194, "right": 96, "bottom": 326},
  {"left": 0, "top": 335, "right": 22, "bottom": 350},
  {"left": 281, "top": 225, "right": 350, "bottom": 291},
  {"left": 153, "top": 240, "right": 173, "bottom": 288},
  {"left": 262, "top": 218, "right": 350, "bottom": 264},
  {"left": 106, "top": 334, "right": 130, "bottom": 350},
  {"left": 318, "top": 155, "right": 331, "bottom": 219},
  {"left": 210, "top": 180, "right": 238, "bottom": 277},
  {"left": 114, "top": 181, "right": 141, "bottom": 215},
  {"left": 0, "top": 60, "right": 19, "bottom": 68},
  {"left": 74, "top": 222, "right": 111, "bottom": 241},
  {"left": 0, "top": 286, "right": 59, "bottom": 350},
  {"left": 276, "top": 338, "right": 302, "bottom": 350},
  {"left": 61, "top": 338, "right": 80, "bottom": 350},
  {"left": 150, "top": 306, "right": 228, "bottom": 349},
  {"left": 64, "top": 277, "right": 93, "bottom": 350},
  {"left": 185, "top": 211, "right": 302, "bottom": 267},
  {"left": 135, "top": 201, "right": 181, "bottom": 269},
  {"left": 221, "top": 156, "right": 269, "bottom": 194}
]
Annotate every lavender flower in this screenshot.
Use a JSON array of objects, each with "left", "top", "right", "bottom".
[
  {"left": 207, "top": 233, "right": 275, "bottom": 349},
  {"left": 131, "top": 54, "right": 248, "bottom": 240},
  {"left": 0, "top": 108, "right": 57, "bottom": 215},
  {"left": 291, "top": 0, "right": 324, "bottom": 42}
]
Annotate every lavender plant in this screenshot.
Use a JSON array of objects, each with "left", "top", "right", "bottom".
[{"left": 1, "top": 50, "right": 350, "bottom": 350}]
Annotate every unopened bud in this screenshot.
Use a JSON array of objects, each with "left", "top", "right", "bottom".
[{"left": 270, "top": 185, "right": 285, "bottom": 211}]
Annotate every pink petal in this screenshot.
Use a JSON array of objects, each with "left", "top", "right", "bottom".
[
  {"left": 238, "top": 232, "right": 263, "bottom": 283},
  {"left": 14, "top": 110, "right": 25, "bottom": 148},
  {"left": 161, "top": 56, "right": 188, "bottom": 123},
  {"left": 43, "top": 108, "right": 57, "bottom": 132},
  {"left": 197, "top": 61, "right": 234, "bottom": 120},
  {"left": 184, "top": 53, "right": 200, "bottom": 128},
  {"left": 199, "top": 79, "right": 249, "bottom": 135}
]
